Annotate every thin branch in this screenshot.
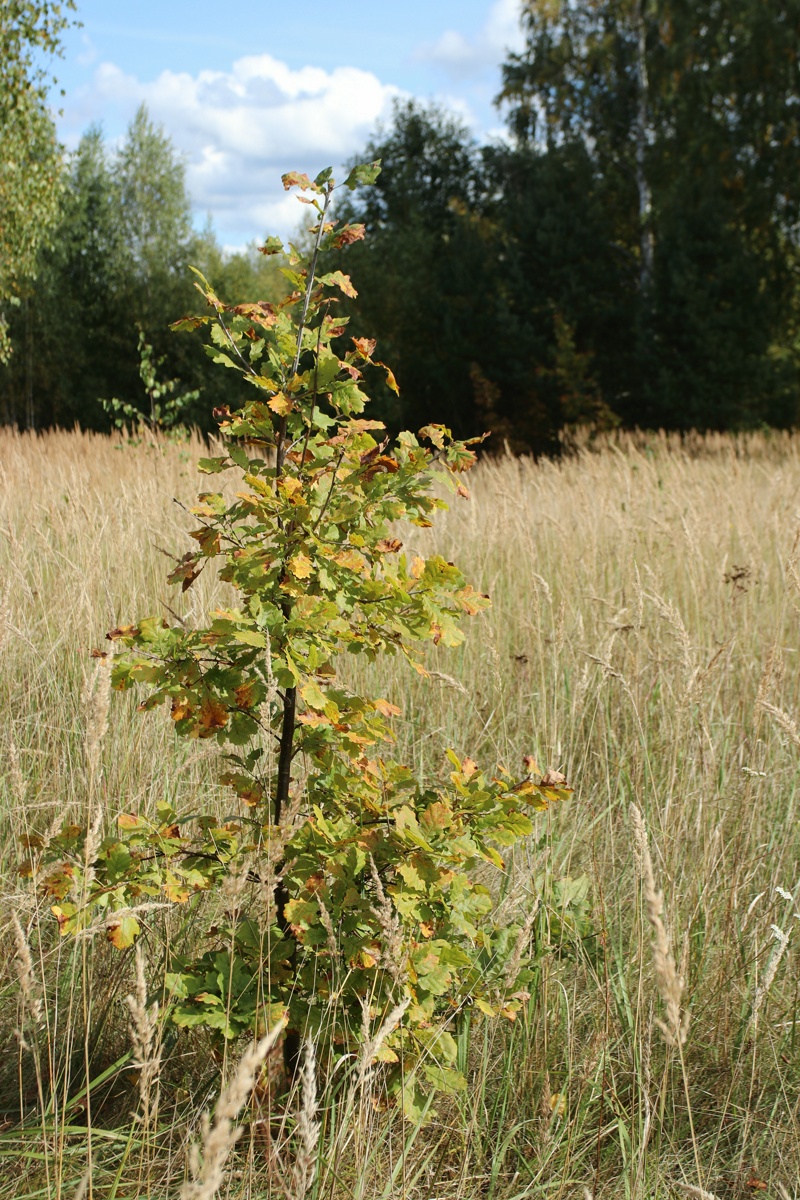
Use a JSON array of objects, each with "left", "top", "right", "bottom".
[
  {"left": 215, "top": 312, "right": 260, "bottom": 378},
  {"left": 312, "top": 447, "right": 347, "bottom": 535},
  {"left": 300, "top": 302, "right": 329, "bottom": 474},
  {"left": 276, "top": 186, "right": 334, "bottom": 475}
]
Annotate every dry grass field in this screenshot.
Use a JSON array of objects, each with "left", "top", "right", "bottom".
[{"left": 2, "top": 425, "right": 800, "bottom": 1199}]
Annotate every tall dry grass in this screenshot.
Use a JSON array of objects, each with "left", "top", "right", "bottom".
[{"left": 2, "top": 425, "right": 800, "bottom": 1198}]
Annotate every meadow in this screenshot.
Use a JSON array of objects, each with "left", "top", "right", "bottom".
[{"left": 1, "top": 425, "right": 800, "bottom": 1199}]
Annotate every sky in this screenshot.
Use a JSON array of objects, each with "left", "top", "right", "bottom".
[{"left": 47, "top": 0, "right": 526, "bottom": 248}]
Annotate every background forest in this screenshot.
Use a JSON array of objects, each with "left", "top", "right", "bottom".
[{"left": 2, "top": 0, "right": 800, "bottom": 452}]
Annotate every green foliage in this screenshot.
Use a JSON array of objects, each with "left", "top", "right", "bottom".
[
  {"left": 100, "top": 326, "right": 200, "bottom": 441},
  {"left": 499, "top": 0, "right": 800, "bottom": 430},
  {"left": 0, "top": 109, "right": 284, "bottom": 429},
  {"left": 331, "top": 101, "right": 504, "bottom": 440},
  {"left": 0, "top": 1, "right": 77, "bottom": 363},
  {"left": 329, "top": 9, "right": 800, "bottom": 446},
  {"left": 34, "top": 164, "right": 572, "bottom": 1112}
]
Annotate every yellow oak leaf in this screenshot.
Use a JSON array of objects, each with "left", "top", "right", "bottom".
[
  {"left": 268, "top": 393, "right": 292, "bottom": 415},
  {"left": 289, "top": 552, "right": 314, "bottom": 579}
]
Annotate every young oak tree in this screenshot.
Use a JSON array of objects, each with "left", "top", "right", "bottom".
[{"left": 40, "top": 165, "right": 571, "bottom": 1113}]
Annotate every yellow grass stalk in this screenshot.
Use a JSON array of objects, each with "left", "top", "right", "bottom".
[
  {"left": 181, "top": 1019, "right": 287, "bottom": 1200},
  {"left": 629, "top": 803, "right": 688, "bottom": 1046}
]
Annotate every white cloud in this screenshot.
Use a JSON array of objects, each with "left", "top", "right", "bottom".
[
  {"left": 63, "top": 54, "right": 402, "bottom": 240},
  {"left": 417, "top": 0, "right": 525, "bottom": 80},
  {"left": 75, "top": 34, "right": 98, "bottom": 69}
]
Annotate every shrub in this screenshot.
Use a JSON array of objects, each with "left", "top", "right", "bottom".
[{"left": 38, "top": 164, "right": 571, "bottom": 1116}]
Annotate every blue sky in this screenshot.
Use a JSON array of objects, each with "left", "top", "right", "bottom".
[{"left": 49, "top": 0, "right": 525, "bottom": 246}]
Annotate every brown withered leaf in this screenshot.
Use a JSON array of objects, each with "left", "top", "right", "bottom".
[
  {"left": 462, "top": 757, "right": 478, "bottom": 780},
  {"left": 282, "top": 170, "right": 315, "bottom": 191},
  {"left": 373, "top": 698, "right": 402, "bottom": 717},
  {"left": 362, "top": 456, "right": 400, "bottom": 480},
  {"left": 352, "top": 336, "right": 377, "bottom": 358},
  {"left": 171, "top": 698, "right": 193, "bottom": 722},
  {"left": 232, "top": 301, "right": 277, "bottom": 328},
  {"left": 375, "top": 538, "right": 403, "bottom": 554},
  {"left": 168, "top": 553, "right": 200, "bottom": 592},
  {"left": 107, "top": 624, "right": 140, "bottom": 641},
  {"left": 190, "top": 527, "right": 221, "bottom": 556},
  {"left": 360, "top": 441, "right": 388, "bottom": 465},
  {"left": 333, "top": 224, "right": 366, "bottom": 248},
  {"left": 540, "top": 768, "right": 568, "bottom": 787},
  {"left": 198, "top": 696, "right": 228, "bottom": 734}
]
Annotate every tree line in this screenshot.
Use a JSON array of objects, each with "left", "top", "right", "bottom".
[
  {"left": 2, "top": 0, "right": 799, "bottom": 452},
  {"left": 0, "top": 101, "right": 282, "bottom": 431}
]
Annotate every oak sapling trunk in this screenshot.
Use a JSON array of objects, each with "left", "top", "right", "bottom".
[
  {"left": 275, "top": 681, "right": 299, "bottom": 1078},
  {"left": 42, "top": 163, "right": 572, "bottom": 1117}
]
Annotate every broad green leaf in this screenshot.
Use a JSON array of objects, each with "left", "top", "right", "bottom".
[
  {"left": 300, "top": 679, "right": 328, "bottom": 711},
  {"left": 343, "top": 160, "right": 382, "bottom": 190},
  {"left": 232, "top": 630, "right": 267, "bottom": 648}
]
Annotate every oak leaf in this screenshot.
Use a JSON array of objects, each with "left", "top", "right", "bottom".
[
  {"left": 282, "top": 170, "right": 315, "bottom": 191},
  {"left": 352, "top": 336, "right": 377, "bottom": 358},
  {"left": 268, "top": 393, "right": 293, "bottom": 415},
  {"left": 376, "top": 362, "right": 400, "bottom": 395},
  {"left": 106, "top": 916, "right": 140, "bottom": 949},
  {"left": 333, "top": 224, "right": 366, "bottom": 248},
  {"left": 171, "top": 698, "right": 193, "bottom": 722},
  {"left": 198, "top": 696, "right": 228, "bottom": 734},
  {"left": 289, "top": 552, "right": 314, "bottom": 579}
]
